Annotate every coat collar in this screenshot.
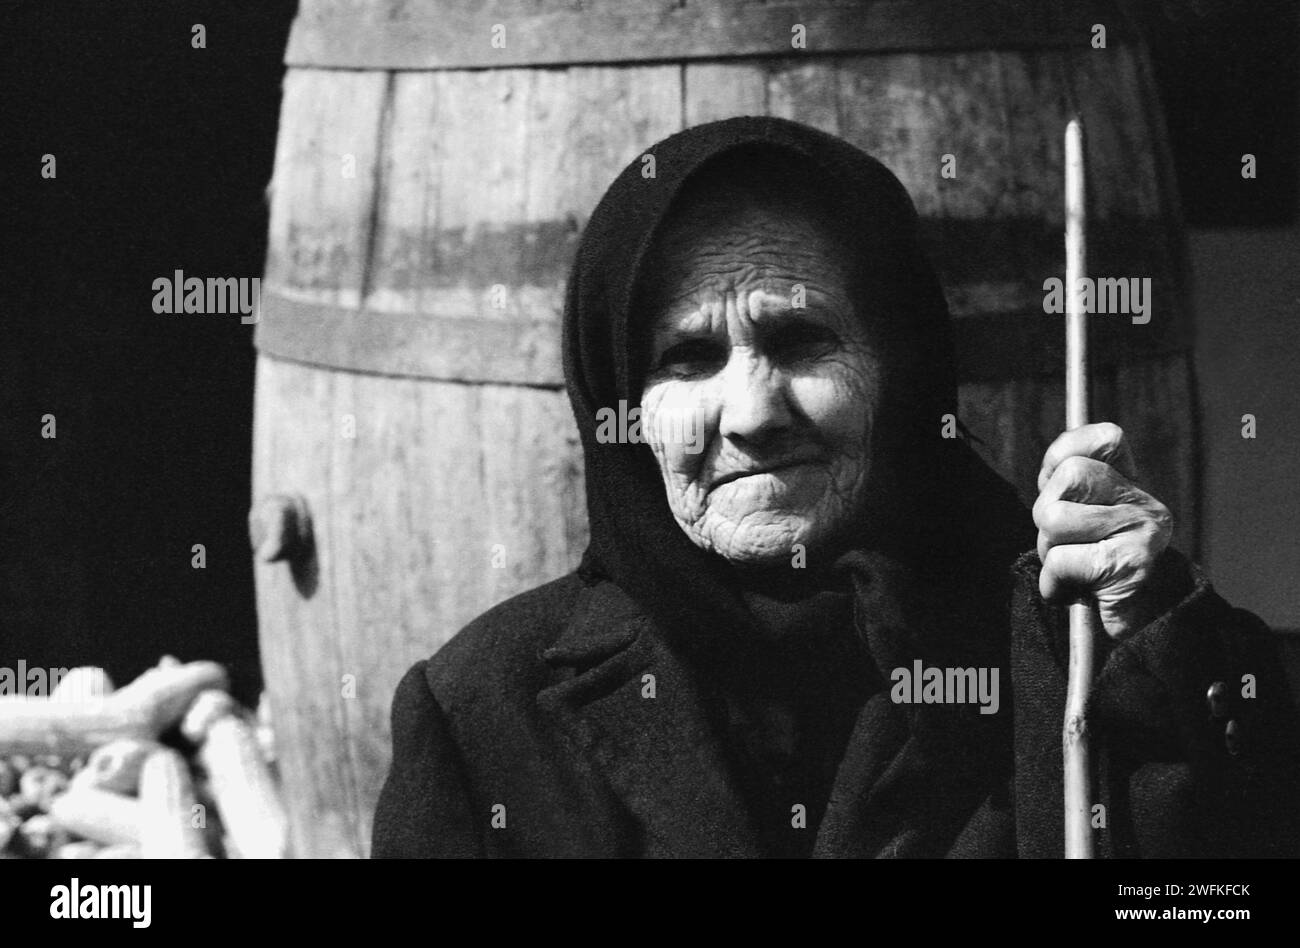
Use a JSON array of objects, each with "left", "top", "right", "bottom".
[
  {"left": 537, "top": 580, "right": 764, "bottom": 857},
  {"left": 536, "top": 570, "right": 1011, "bottom": 858}
]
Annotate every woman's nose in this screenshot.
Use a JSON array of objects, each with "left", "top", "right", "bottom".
[{"left": 717, "top": 351, "right": 793, "bottom": 444}]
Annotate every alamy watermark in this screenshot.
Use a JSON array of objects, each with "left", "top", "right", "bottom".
[
  {"left": 594, "top": 399, "right": 705, "bottom": 454},
  {"left": 890, "top": 660, "right": 1000, "bottom": 715},
  {"left": 0, "top": 662, "right": 108, "bottom": 703},
  {"left": 1042, "top": 276, "right": 1151, "bottom": 325},
  {"left": 49, "top": 879, "right": 151, "bottom": 928},
  {"left": 151, "top": 270, "right": 260, "bottom": 324}
]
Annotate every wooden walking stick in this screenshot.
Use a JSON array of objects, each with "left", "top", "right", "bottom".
[{"left": 1063, "top": 116, "right": 1097, "bottom": 859}]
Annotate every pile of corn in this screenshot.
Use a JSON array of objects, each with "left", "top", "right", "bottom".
[{"left": 0, "top": 659, "right": 286, "bottom": 859}]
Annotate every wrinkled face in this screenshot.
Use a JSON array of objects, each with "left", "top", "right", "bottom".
[{"left": 639, "top": 191, "right": 881, "bottom": 566}]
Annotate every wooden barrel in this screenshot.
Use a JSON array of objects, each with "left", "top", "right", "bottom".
[{"left": 253, "top": 0, "right": 1200, "bottom": 857}]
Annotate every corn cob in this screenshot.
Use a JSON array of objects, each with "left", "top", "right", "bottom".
[
  {"left": 183, "top": 691, "right": 288, "bottom": 859},
  {"left": 138, "top": 748, "right": 210, "bottom": 858},
  {"left": 71, "top": 738, "right": 161, "bottom": 795},
  {"left": 49, "top": 787, "right": 143, "bottom": 847},
  {"left": 0, "top": 660, "right": 227, "bottom": 757}
]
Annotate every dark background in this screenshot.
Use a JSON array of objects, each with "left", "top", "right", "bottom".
[
  {"left": 3, "top": 1, "right": 1297, "bottom": 705},
  {"left": 5, "top": 2, "right": 297, "bottom": 703}
]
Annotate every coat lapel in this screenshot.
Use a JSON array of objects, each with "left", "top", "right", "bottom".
[
  {"left": 535, "top": 555, "right": 1014, "bottom": 859},
  {"left": 537, "top": 581, "right": 763, "bottom": 857},
  {"left": 813, "top": 549, "right": 1015, "bottom": 857}
]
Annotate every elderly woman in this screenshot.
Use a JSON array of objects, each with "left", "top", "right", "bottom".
[{"left": 372, "top": 117, "right": 1298, "bottom": 858}]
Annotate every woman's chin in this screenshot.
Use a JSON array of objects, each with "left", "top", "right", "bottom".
[
  {"left": 698, "top": 518, "right": 822, "bottom": 567},
  {"left": 674, "top": 474, "right": 864, "bottom": 565}
]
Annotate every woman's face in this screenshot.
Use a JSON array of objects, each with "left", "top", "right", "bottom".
[{"left": 639, "top": 191, "right": 882, "bottom": 566}]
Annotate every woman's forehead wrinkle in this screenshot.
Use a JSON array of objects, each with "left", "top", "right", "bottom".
[
  {"left": 647, "top": 222, "right": 854, "bottom": 337},
  {"left": 651, "top": 277, "right": 839, "bottom": 337}
]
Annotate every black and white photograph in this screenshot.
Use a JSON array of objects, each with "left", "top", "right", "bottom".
[{"left": 4, "top": 0, "right": 1299, "bottom": 923}]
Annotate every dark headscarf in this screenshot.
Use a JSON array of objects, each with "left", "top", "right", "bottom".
[{"left": 563, "top": 116, "right": 1033, "bottom": 662}]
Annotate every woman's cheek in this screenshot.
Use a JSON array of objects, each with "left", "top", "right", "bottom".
[
  {"left": 788, "top": 364, "right": 875, "bottom": 453},
  {"left": 641, "top": 381, "right": 716, "bottom": 487}
]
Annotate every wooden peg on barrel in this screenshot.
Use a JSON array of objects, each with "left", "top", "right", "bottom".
[{"left": 248, "top": 493, "right": 313, "bottom": 564}]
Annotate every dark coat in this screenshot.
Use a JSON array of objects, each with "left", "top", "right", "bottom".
[{"left": 372, "top": 546, "right": 1300, "bottom": 858}]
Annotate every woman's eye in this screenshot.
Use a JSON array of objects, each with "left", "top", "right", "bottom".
[
  {"left": 656, "top": 339, "right": 725, "bottom": 372},
  {"left": 767, "top": 324, "right": 839, "bottom": 360}
]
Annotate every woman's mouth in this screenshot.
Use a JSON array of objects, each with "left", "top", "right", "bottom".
[{"left": 709, "top": 457, "right": 824, "bottom": 492}]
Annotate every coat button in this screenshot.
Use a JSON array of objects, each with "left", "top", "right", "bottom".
[
  {"left": 1206, "top": 681, "right": 1229, "bottom": 719},
  {"left": 1225, "top": 719, "right": 1240, "bottom": 756}
]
